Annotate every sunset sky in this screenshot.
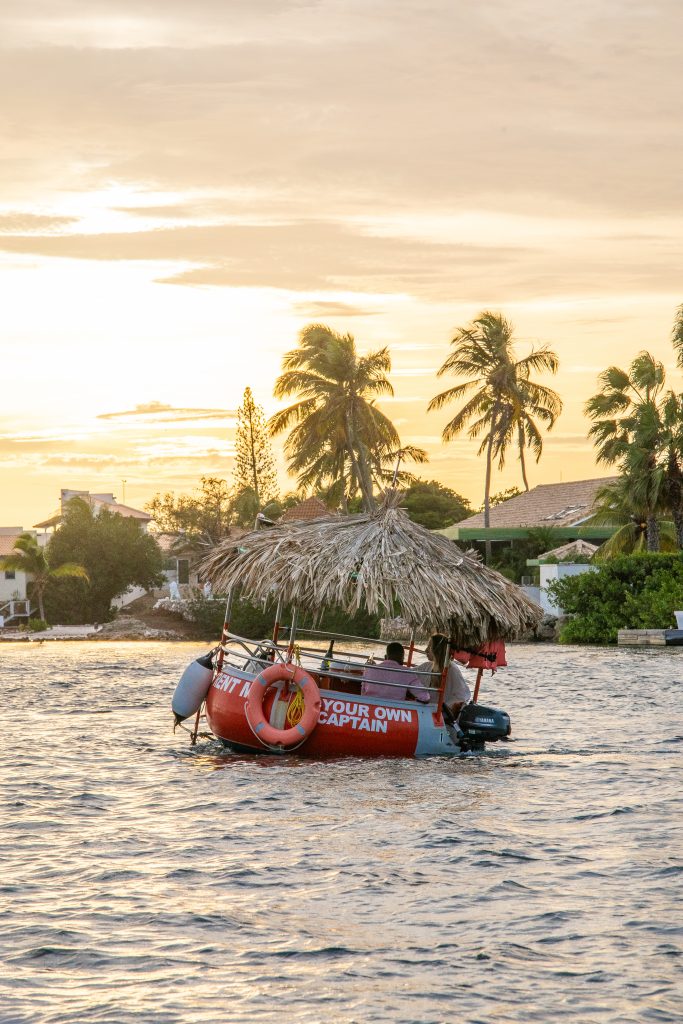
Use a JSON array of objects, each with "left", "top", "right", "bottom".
[{"left": 1, "top": 1, "right": 682, "bottom": 527}]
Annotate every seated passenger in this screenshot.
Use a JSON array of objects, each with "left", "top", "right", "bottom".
[
  {"left": 416, "top": 633, "right": 471, "bottom": 716},
  {"left": 361, "top": 642, "right": 431, "bottom": 703}
]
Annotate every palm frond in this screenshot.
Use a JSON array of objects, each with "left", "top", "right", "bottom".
[{"left": 427, "top": 378, "right": 479, "bottom": 411}]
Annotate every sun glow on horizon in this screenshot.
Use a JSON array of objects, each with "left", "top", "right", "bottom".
[{"left": 0, "top": 0, "right": 680, "bottom": 526}]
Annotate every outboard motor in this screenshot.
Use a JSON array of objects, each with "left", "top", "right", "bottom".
[
  {"left": 172, "top": 651, "right": 215, "bottom": 724},
  {"left": 458, "top": 702, "right": 511, "bottom": 747}
]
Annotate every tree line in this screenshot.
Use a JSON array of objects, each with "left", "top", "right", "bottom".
[
  {"left": 145, "top": 304, "right": 683, "bottom": 565},
  {"left": 586, "top": 306, "right": 683, "bottom": 556},
  {"left": 6, "top": 303, "right": 683, "bottom": 628}
]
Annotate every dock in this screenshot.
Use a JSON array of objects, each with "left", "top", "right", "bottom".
[{"left": 618, "top": 628, "right": 683, "bottom": 647}]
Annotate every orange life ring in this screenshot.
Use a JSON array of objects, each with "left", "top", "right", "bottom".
[{"left": 245, "top": 663, "right": 321, "bottom": 749}]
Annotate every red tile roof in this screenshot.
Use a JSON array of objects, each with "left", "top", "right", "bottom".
[
  {"left": 0, "top": 533, "right": 23, "bottom": 557},
  {"left": 279, "top": 497, "right": 335, "bottom": 523}
]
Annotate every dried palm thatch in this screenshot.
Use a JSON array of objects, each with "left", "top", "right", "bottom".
[{"left": 200, "top": 490, "right": 542, "bottom": 646}]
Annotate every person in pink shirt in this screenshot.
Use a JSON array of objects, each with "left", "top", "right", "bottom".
[{"left": 361, "top": 642, "right": 431, "bottom": 703}]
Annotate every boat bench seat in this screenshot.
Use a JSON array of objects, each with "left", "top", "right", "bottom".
[{"left": 316, "top": 673, "right": 363, "bottom": 695}]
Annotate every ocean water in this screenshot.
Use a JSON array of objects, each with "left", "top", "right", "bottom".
[{"left": 0, "top": 640, "right": 681, "bottom": 1024}]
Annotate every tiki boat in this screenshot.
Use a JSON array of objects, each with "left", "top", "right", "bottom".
[{"left": 171, "top": 492, "right": 542, "bottom": 758}]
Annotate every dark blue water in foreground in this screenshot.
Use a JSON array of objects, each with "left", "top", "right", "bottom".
[{"left": 1, "top": 641, "right": 681, "bottom": 1024}]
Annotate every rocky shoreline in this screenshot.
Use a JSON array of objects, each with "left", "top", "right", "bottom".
[{"left": 0, "top": 615, "right": 201, "bottom": 642}]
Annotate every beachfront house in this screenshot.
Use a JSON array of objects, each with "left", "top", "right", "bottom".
[
  {"left": 437, "top": 477, "right": 617, "bottom": 557},
  {"left": 0, "top": 527, "right": 39, "bottom": 626},
  {"left": 435, "top": 477, "right": 617, "bottom": 614},
  {"left": 34, "top": 489, "right": 152, "bottom": 534}
]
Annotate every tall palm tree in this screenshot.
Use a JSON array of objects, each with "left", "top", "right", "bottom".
[
  {"left": 585, "top": 352, "right": 667, "bottom": 551},
  {"left": 298, "top": 442, "right": 427, "bottom": 513},
  {"left": 0, "top": 533, "right": 89, "bottom": 622},
  {"left": 269, "top": 324, "right": 405, "bottom": 512},
  {"left": 427, "top": 311, "right": 561, "bottom": 560},
  {"left": 660, "top": 390, "right": 683, "bottom": 547}
]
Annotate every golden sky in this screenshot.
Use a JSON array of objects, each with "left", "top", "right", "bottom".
[{"left": 1, "top": 1, "right": 682, "bottom": 526}]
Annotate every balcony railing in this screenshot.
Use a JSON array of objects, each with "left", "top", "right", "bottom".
[{"left": 0, "top": 599, "right": 32, "bottom": 626}]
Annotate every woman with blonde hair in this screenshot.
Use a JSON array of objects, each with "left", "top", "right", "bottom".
[{"left": 422, "top": 632, "right": 471, "bottom": 717}]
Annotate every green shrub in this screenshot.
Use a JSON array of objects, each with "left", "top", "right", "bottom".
[
  {"left": 548, "top": 552, "right": 683, "bottom": 644},
  {"left": 186, "top": 594, "right": 381, "bottom": 641},
  {"left": 24, "top": 618, "right": 49, "bottom": 633}
]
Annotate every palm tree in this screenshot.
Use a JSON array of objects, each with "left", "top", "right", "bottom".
[
  {"left": 298, "top": 442, "right": 427, "bottom": 513},
  {"left": 0, "top": 533, "right": 89, "bottom": 622},
  {"left": 672, "top": 303, "right": 683, "bottom": 367},
  {"left": 427, "top": 311, "right": 561, "bottom": 560},
  {"left": 270, "top": 324, "right": 406, "bottom": 512},
  {"left": 586, "top": 352, "right": 667, "bottom": 551},
  {"left": 659, "top": 390, "right": 683, "bottom": 547},
  {"left": 590, "top": 478, "right": 676, "bottom": 559}
]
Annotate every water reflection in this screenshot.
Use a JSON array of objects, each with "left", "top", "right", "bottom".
[{"left": 0, "top": 641, "right": 681, "bottom": 1024}]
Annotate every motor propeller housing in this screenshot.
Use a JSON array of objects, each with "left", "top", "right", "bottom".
[{"left": 458, "top": 703, "right": 511, "bottom": 745}]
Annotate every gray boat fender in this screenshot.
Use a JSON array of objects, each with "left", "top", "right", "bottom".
[{"left": 172, "top": 652, "right": 215, "bottom": 721}]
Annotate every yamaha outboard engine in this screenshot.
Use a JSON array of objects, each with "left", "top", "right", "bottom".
[{"left": 458, "top": 702, "right": 511, "bottom": 748}]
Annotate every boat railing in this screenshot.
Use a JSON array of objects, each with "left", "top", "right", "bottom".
[
  {"left": 218, "top": 630, "right": 439, "bottom": 699},
  {"left": 219, "top": 633, "right": 290, "bottom": 673}
]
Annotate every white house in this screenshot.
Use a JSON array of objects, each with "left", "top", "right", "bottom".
[
  {"left": 34, "top": 489, "right": 152, "bottom": 533},
  {"left": 0, "top": 527, "right": 35, "bottom": 626},
  {"left": 526, "top": 539, "right": 599, "bottom": 615}
]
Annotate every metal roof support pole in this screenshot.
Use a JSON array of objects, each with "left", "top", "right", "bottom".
[
  {"left": 436, "top": 665, "right": 447, "bottom": 718},
  {"left": 472, "top": 667, "right": 484, "bottom": 703},
  {"left": 406, "top": 626, "right": 416, "bottom": 667},
  {"left": 439, "top": 627, "right": 459, "bottom": 717},
  {"left": 286, "top": 606, "right": 299, "bottom": 662},
  {"left": 272, "top": 596, "right": 284, "bottom": 646},
  {"left": 215, "top": 588, "right": 234, "bottom": 675}
]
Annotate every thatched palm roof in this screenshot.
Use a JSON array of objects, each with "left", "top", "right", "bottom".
[{"left": 200, "top": 491, "right": 542, "bottom": 646}]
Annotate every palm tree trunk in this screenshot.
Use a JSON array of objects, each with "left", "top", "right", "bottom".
[
  {"left": 646, "top": 514, "right": 660, "bottom": 552},
  {"left": 483, "top": 425, "right": 495, "bottom": 565},
  {"left": 357, "top": 440, "right": 376, "bottom": 510},
  {"left": 666, "top": 454, "right": 683, "bottom": 548},
  {"left": 673, "top": 509, "right": 683, "bottom": 548},
  {"left": 518, "top": 423, "right": 530, "bottom": 491},
  {"left": 37, "top": 586, "right": 46, "bottom": 622},
  {"left": 344, "top": 409, "right": 375, "bottom": 513}
]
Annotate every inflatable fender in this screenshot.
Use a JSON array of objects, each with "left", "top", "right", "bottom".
[{"left": 172, "top": 652, "right": 214, "bottom": 721}]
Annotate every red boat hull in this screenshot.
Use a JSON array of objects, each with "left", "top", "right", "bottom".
[{"left": 205, "top": 668, "right": 450, "bottom": 757}]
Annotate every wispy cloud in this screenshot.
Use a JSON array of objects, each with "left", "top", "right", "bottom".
[
  {"left": 291, "top": 300, "right": 382, "bottom": 318},
  {"left": 0, "top": 212, "right": 78, "bottom": 233},
  {"left": 98, "top": 401, "right": 236, "bottom": 422}
]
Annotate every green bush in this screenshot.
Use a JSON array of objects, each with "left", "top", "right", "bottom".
[
  {"left": 185, "top": 595, "right": 273, "bottom": 639},
  {"left": 547, "top": 553, "right": 683, "bottom": 644},
  {"left": 187, "top": 594, "right": 381, "bottom": 641},
  {"left": 22, "top": 618, "right": 49, "bottom": 633}
]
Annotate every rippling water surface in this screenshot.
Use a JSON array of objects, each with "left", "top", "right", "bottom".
[{"left": 1, "top": 641, "right": 681, "bottom": 1024}]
